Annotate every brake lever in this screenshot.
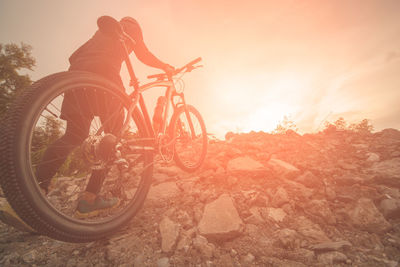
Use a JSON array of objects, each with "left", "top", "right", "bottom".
[
  {"left": 186, "top": 65, "right": 195, "bottom": 72},
  {"left": 186, "top": 65, "right": 203, "bottom": 72}
]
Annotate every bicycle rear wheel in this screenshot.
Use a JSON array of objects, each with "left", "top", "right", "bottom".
[
  {"left": 169, "top": 105, "right": 207, "bottom": 172},
  {"left": 0, "top": 71, "right": 153, "bottom": 242}
]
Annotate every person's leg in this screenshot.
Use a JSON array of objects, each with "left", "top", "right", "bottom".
[
  {"left": 36, "top": 116, "right": 90, "bottom": 193},
  {"left": 82, "top": 96, "right": 124, "bottom": 195},
  {"left": 76, "top": 93, "right": 123, "bottom": 216}
]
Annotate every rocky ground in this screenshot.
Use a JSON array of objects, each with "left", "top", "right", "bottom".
[{"left": 1, "top": 127, "right": 400, "bottom": 266}]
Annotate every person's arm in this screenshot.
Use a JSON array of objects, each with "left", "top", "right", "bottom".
[
  {"left": 121, "top": 18, "right": 174, "bottom": 73},
  {"left": 134, "top": 39, "right": 171, "bottom": 71}
]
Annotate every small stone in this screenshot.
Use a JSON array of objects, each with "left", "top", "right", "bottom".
[
  {"left": 1, "top": 252, "right": 19, "bottom": 265},
  {"left": 245, "top": 207, "right": 264, "bottom": 224},
  {"left": 307, "top": 199, "right": 336, "bottom": 225},
  {"left": 66, "top": 258, "right": 78, "bottom": 267},
  {"left": 219, "top": 254, "right": 234, "bottom": 267},
  {"left": 22, "top": 250, "right": 38, "bottom": 264},
  {"left": 265, "top": 207, "right": 287, "bottom": 222},
  {"left": 176, "top": 228, "right": 196, "bottom": 251},
  {"left": 193, "top": 235, "right": 215, "bottom": 259},
  {"left": 159, "top": 217, "right": 180, "bottom": 252},
  {"left": 230, "top": 249, "right": 238, "bottom": 257},
  {"left": 295, "top": 216, "right": 330, "bottom": 243},
  {"left": 378, "top": 186, "right": 400, "bottom": 199},
  {"left": 277, "top": 228, "right": 299, "bottom": 248},
  {"left": 242, "top": 253, "right": 255, "bottom": 264},
  {"left": 157, "top": 257, "right": 170, "bottom": 267},
  {"left": 310, "top": 240, "right": 352, "bottom": 252},
  {"left": 295, "top": 171, "right": 323, "bottom": 188},
  {"left": 338, "top": 160, "right": 358, "bottom": 170},
  {"left": 366, "top": 152, "right": 380, "bottom": 162},
  {"left": 157, "top": 165, "right": 182, "bottom": 176},
  {"left": 133, "top": 254, "right": 145, "bottom": 267},
  {"left": 148, "top": 182, "right": 181, "bottom": 201},
  {"left": 325, "top": 186, "right": 336, "bottom": 201},
  {"left": 271, "top": 187, "right": 289, "bottom": 207},
  {"left": 379, "top": 198, "right": 400, "bottom": 219},
  {"left": 317, "top": 251, "right": 347, "bottom": 265}
]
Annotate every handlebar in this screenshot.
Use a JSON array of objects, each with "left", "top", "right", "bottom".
[{"left": 147, "top": 57, "right": 202, "bottom": 80}]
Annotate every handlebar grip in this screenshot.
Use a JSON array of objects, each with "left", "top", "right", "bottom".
[{"left": 148, "top": 57, "right": 203, "bottom": 79}]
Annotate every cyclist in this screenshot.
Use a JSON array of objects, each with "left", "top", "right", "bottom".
[{"left": 36, "top": 16, "right": 175, "bottom": 217}]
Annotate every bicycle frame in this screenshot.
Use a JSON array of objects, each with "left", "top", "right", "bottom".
[
  {"left": 117, "top": 34, "right": 196, "bottom": 143},
  {"left": 128, "top": 79, "right": 178, "bottom": 139}
]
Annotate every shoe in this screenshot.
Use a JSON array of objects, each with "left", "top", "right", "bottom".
[
  {"left": 75, "top": 196, "right": 120, "bottom": 218},
  {"left": 0, "top": 200, "right": 36, "bottom": 233}
]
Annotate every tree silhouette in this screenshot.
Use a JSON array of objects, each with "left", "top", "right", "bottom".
[
  {"left": 0, "top": 42, "right": 35, "bottom": 116},
  {"left": 273, "top": 115, "right": 298, "bottom": 134}
]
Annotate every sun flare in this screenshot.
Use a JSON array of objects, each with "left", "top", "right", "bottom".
[{"left": 211, "top": 72, "right": 306, "bottom": 135}]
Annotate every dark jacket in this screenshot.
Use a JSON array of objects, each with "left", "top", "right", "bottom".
[
  {"left": 68, "top": 17, "right": 167, "bottom": 84},
  {"left": 61, "top": 17, "right": 167, "bottom": 120}
]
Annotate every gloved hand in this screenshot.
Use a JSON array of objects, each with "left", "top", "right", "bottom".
[{"left": 163, "top": 64, "right": 175, "bottom": 76}]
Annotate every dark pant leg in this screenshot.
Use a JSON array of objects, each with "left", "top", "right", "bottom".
[
  {"left": 84, "top": 103, "right": 124, "bottom": 195},
  {"left": 36, "top": 116, "right": 91, "bottom": 193}
]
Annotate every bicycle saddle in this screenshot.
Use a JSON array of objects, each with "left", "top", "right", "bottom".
[{"left": 97, "top": 16, "right": 123, "bottom": 37}]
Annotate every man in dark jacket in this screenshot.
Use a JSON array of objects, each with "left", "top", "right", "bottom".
[{"left": 36, "top": 16, "right": 174, "bottom": 217}]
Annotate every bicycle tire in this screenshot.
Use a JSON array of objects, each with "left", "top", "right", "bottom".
[
  {"left": 0, "top": 71, "right": 153, "bottom": 242},
  {"left": 169, "top": 105, "right": 207, "bottom": 172}
]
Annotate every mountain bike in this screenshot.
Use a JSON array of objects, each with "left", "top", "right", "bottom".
[{"left": 0, "top": 18, "right": 207, "bottom": 242}]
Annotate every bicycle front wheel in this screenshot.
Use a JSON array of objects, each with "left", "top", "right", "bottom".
[
  {"left": 0, "top": 71, "right": 153, "bottom": 242},
  {"left": 169, "top": 105, "right": 207, "bottom": 172}
]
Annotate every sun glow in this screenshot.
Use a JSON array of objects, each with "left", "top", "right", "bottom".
[{"left": 210, "top": 72, "right": 307, "bottom": 136}]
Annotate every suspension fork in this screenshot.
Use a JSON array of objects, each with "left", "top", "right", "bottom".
[{"left": 179, "top": 94, "right": 196, "bottom": 140}]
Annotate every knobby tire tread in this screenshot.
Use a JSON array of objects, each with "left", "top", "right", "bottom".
[
  {"left": 170, "top": 105, "right": 207, "bottom": 172},
  {"left": 0, "top": 71, "right": 152, "bottom": 242}
]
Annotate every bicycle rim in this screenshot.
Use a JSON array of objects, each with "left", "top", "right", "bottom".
[
  {"left": 171, "top": 105, "right": 207, "bottom": 171},
  {"left": 1, "top": 72, "right": 153, "bottom": 241}
]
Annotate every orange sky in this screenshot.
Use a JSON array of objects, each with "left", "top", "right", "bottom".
[{"left": 1, "top": 0, "right": 400, "bottom": 138}]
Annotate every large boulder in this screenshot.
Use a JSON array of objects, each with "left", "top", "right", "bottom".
[
  {"left": 374, "top": 128, "right": 400, "bottom": 144},
  {"left": 268, "top": 158, "right": 300, "bottom": 178},
  {"left": 295, "top": 171, "right": 324, "bottom": 189},
  {"left": 295, "top": 216, "right": 331, "bottom": 243},
  {"left": 370, "top": 158, "right": 400, "bottom": 178},
  {"left": 307, "top": 199, "right": 336, "bottom": 225},
  {"left": 369, "top": 158, "right": 400, "bottom": 188},
  {"left": 198, "top": 194, "right": 244, "bottom": 240},
  {"left": 379, "top": 198, "right": 400, "bottom": 220},
  {"left": 349, "top": 198, "right": 391, "bottom": 233},
  {"left": 226, "top": 156, "right": 265, "bottom": 173},
  {"left": 282, "top": 179, "right": 314, "bottom": 200}
]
